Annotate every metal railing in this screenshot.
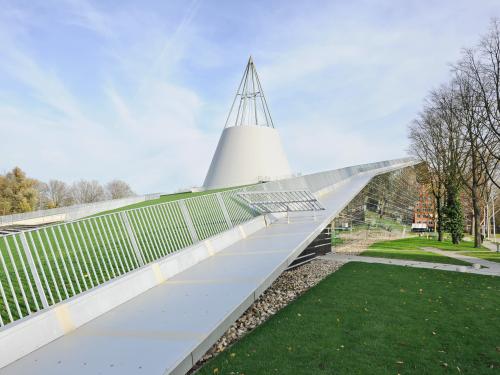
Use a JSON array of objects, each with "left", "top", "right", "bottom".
[
  {"left": 237, "top": 190, "right": 324, "bottom": 213},
  {"left": 0, "top": 188, "right": 257, "bottom": 327},
  {"left": 0, "top": 193, "right": 161, "bottom": 227},
  {"left": 0, "top": 157, "right": 414, "bottom": 327},
  {"left": 243, "top": 158, "right": 414, "bottom": 194}
]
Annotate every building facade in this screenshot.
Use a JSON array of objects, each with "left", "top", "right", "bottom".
[{"left": 413, "top": 184, "right": 435, "bottom": 231}]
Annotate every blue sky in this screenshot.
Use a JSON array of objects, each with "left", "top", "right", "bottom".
[{"left": 1, "top": 0, "right": 498, "bottom": 193}]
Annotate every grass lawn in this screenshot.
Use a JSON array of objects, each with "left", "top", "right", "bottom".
[
  {"left": 94, "top": 186, "right": 238, "bottom": 216},
  {"left": 331, "top": 235, "right": 344, "bottom": 246},
  {"left": 198, "top": 263, "right": 500, "bottom": 375},
  {"left": 367, "top": 236, "right": 486, "bottom": 252},
  {"left": 361, "top": 248, "right": 472, "bottom": 265},
  {"left": 359, "top": 237, "right": 488, "bottom": 266},
  {"left": 462, "top": 251, "right": 500, "bottom": 264}
]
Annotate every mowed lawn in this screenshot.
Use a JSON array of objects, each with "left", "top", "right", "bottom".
[
  {"left": 360, "top": 237, "right": 486, "bottom": 265},
  {"left": 94, "top": 186, "right": 237, "bottom": 216},
  {"left": 197, "top": 263, "right": 500, "bottom": 375}
]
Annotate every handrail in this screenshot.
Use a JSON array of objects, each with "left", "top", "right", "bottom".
[{"left": 0, "top": 157, "right": 414, "bottom": 328}]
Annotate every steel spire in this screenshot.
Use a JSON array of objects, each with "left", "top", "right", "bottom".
[{"left": 224, "top": 56, "right": 275, "bottom": 128}]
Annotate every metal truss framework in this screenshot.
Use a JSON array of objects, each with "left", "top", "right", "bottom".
[
  {"left": 224, "top": 56, "right": 274, "bottom": 128},
  {"left": 237, "top": 190, "right": 324, "bottom": 214}
]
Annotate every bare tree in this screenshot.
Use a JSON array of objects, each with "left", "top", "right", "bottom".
[
  {"left": 410, "top": 18, "right": 500, "bottom": 245},
  {"left": 39, "top": 180, "right": 74, "bottom": 208},
  {"left": 71, "top": 180, "right": 105, "bottom": 204},
  {"left": 433, "top": 87, "right": 467, "bottom": 244},
  {"left": 449, "top": 72, "right": 490, "bottom": 247},
  {"left": 106, "top": 180, "right": 136, "bottom": 200},
  {"left": 456, "top": 19, "right": 500, "bottom": 189},
  {"left": 409, "top": 109, "right": 446, "bottom": 240},
  {"left": 409, "top": 85, "right": 467, "bottom": 243}
]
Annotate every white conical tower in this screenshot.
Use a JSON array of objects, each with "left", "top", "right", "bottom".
[{"left": 203, "top": 57, "right": 292, "bottom": 189}]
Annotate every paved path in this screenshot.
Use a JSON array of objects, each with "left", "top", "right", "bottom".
[
  {"left": 483, "top": 240, "right": 499, "bottom": 252},
  {"left": 421, "top": 247, "right": 500, "bottom": 271},
  {"left": 323, "top": 253, "right": 500, "bottom": 276}
]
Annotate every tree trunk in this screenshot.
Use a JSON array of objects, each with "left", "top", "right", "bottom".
[
  {"left": 436, "top": 195, "right": 443, "bottom": 241},
  {"left": 469, "top": 130, "right": 482, "bottom": 248},
  {"left": 445, "top": 185, "right": 463, "bottom": 245},
  {"left": 379, "top": 198, "right": 386, "bottom": 218},
  {"left": 471, "top": 186, "right": 481, "bottom": 248}
]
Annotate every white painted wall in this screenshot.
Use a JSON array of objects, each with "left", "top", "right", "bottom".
[{"left": 203, "top": 126, "right": 292, "bottom": 189}]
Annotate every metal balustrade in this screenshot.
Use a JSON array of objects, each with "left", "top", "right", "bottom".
[
  {"left": 245, "top": 157, "right": 414, "bottom": 194},
  {"left": 0, "top": 188, "right": 258, "bottom": 327},
  {"left": 237, "top": 190, "right": 324, "bottom": 213},
  {"left": 0, "top": 193, "right": 161, "bottom": 227},
  {"left": 0, "top": 157, "right": 413, "bottom": 328}
]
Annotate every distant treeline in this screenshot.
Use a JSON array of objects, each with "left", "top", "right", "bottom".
[{"left": 0, "top": 167, "right": 136, "bottom": 216}]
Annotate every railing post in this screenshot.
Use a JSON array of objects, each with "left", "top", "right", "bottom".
[
  {"left": 120, "top": 212, "right": 145, "bottom": 267},
  {"left": 178, "top": 200, "right": 199, "bottom": 243},
  {"left": 216, "top": 193, "right": 233, "bottom": 228},
  {"left": 19, "top": 232, "right": 49, "bottom": 309}
]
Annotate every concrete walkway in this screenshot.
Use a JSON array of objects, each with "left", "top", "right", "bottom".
[
  {"left": 421, "top": 247, "right": 500, "bottom": 272},
  {"left": 483, "top": 240, "right": 500, "bottom": 252},
  {"left": 3, "top": 166, "right": 410, "bottom": 375},
  {"left": 323, "top": 253, "right": 500, "bottom": 276}
]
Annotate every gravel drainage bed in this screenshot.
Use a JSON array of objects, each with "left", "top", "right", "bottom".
[{"left": 189, "top": 258, "right": 344, "bottom": 373}]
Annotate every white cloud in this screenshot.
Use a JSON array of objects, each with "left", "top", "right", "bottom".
[
  {"left": 243, "top": 0, "right": 499, "bottom": 176},
  {"left": 0, "top": 0, "right": 499, "bottom": 194},
  {"left": 61, "top": 0, "right": 114, "bottom": 38},
  {"left": 0, "top": 1, "right": 213, "bottom": 193}
]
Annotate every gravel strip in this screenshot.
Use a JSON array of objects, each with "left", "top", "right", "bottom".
[
  {"left": 334, "top": 230, "right": 405, "bottom": 255},
  {"left": 189, "top": 258, "right": 343, "bottom": 373}
]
